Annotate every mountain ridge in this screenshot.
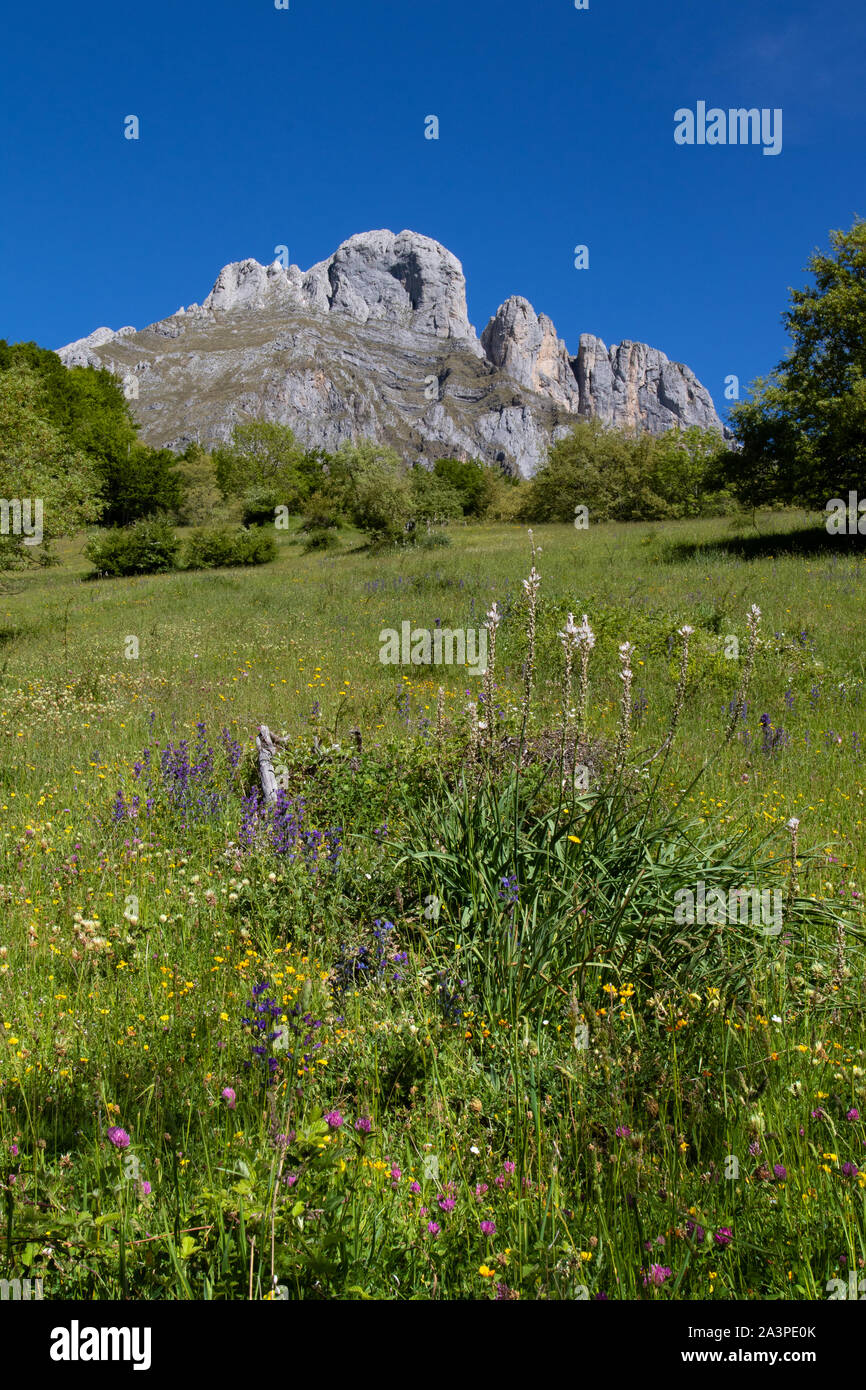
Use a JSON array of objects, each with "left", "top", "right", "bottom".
[{"left": 57, "top": 229, "right": 725, "bottom": 475}]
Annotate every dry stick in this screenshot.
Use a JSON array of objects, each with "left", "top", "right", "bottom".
[{"left": 256, "top": 725, "right": 279, "bottom": 805}]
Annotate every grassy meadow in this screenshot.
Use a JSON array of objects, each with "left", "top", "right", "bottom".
[{"left": 1, "top": 510, "right": 865, "bottom": 1300}]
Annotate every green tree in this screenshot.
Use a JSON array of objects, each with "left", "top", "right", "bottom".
[
  {"left": 0, "top": 366, "right": 101, "bottom": 568},
  {"left": 649, "top": 426, "right": 731, "bottom": 517},
  {"left": 410, "top": 466, "right": 464, "bottom": 523},
  {"left": 338, "top": 441, "right": 413, "bottom": 543},
  {"left": 727, "top": 220, "right": 866, "bottom": 507},
  {"left": 175, "top": 444, "right": 225, "bottom": 526},
  {"left": 99, "top": 444, "right": 186, "bottom": 527},
  {"left": 0, "top": 340, "right": 185, "bottom": 525},
  {"left": 432, "top": 456, "right": 497, "bottom": 517},
  {"left": 213, "top": 421, "right": 306, "bottom": 504}
]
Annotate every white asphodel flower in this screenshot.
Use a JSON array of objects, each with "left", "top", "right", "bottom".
[
  {"left": 576, "top": 614, "right": 595, "bottom": 650},
  {"left": 558, "top": 612, "right": 579, "bottom": 647},
  {"left": 486, "top": 601, "right": 501, "bottom": 630},
  {"left": 787, "top": 817, "right": 800, "bottom": 831}
]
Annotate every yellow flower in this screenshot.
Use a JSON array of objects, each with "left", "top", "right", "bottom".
[{"left": 479, "top": 1264, "right": 496, "bottom": 1278}]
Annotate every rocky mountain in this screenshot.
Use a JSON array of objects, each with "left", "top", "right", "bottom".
[{"left": 57, "top": 229, "right": 724, "bottom": 476}]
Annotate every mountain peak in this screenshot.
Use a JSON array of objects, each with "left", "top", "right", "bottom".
[{"left": 56, "top": 229, "right": 724, "bottom": 474}]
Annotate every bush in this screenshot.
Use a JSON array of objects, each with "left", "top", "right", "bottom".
[
  {"left": 85, "top": 517, "right": 179, "bottom": 577},
  {"left": 241, "top": 489, "right": 279, "bottom": 527},
  {"left": 414, "top": 528, "right": 451, "bottom": 549},
  {"left": 183, "top": 525, "right": 277, "bottom": 570},
  {"left": 302, "top": 527, "right": 340, "bottom": 554},
  {"left": 524, "top": 420, "right": 731, "bottom": 523},
  {"left": 409, "top": 467, "right": 463, "bottom": 524}
]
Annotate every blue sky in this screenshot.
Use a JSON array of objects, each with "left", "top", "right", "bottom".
[{"left": 1, "top": 0, "right": 863, "bottom": 423}]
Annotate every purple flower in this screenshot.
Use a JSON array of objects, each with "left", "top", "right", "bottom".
[
  {"left": 284, "top": 1173, "right": 298, "bottom": 1187},
  {"left": 503, "top": 1160, "right": 515, "bottom": 1174},
  {"left": 614, "top": 1126, "right": 631, "bottom": 1139},
  {"left": 480, "top": 1220, "right": 496, "bottom": 1236},
  {"left": 354, "top": 1116, "right": 372, "bottom": 1134},
  {"left": 221, "top": 1087, "right": 236, "bottom": 1109},
  {"left": 390, "top": 1166, "right": 402, "bottom": 1182},
  {"left": 847, "top": 1109, "right": 860, "bottom": 1122},
  {"left": 139, "top": 1180, "right": 152, "bottom": 1196},
  {"left": 107, "top": 1127, "right": 130, "bottom": 1150},
  {"left": 643, "top": 1264, "right": 672, "bottom": 1287},
  {"left": 811, "top": 1108, "right": 826, "bottom": 1120},
  {"left": 475, "top": 1183, "right": 488, "bottom": 1199},
  {"left": 324, "top": 1110, "right": 343, "bottom": 1130},
  {"left": 714, "top": 1227, "right": 733, "bottom": 1248},
  {"left": 685, "top": 1219, "right": 705, "bottom": 1244},
  {"left": 437, "top": 1196, "right": 456, "bottom": 1213},
  {"left": 410, "top": 1181, "right": 421, "bottom": 1194},
  {"left": 9, "top": 1145, "right": 18, "bottom": 1158},
  {"left": 749, "top": 1140, "right": 761, "bottom": 1157},
  {"left": 841, "top": 1162, "right": 859, "bottom": 1177},
  {"left": 773, "top": 1164, "right": 787, "bottom": 1180},
  {"left": 426, "top": 1221, "right": 440, "bottom": 1236}
]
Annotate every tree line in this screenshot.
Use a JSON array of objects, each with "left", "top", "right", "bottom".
[{"left": 2, "top": 218, "right": 863, "bottom": 568}]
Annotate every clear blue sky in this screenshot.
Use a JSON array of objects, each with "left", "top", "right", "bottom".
[{"left": 1, "top": 0, "right": 863, "bottom": 423}]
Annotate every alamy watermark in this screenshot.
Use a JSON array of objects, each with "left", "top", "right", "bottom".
[
  {"left": 379, "top": 622, "right": 487, "bottom": 677},
  {"left": 0, "top": 1277, "right": 43, "bottom": 1300},
  {"left": 673, "top": 881, "right": 782, "bottom": 936},
  {"left": 826, "top": 493, "right": 866, "bottom": 534},
  {"left": 0, "top": 497, "right": 43, "bottom": 545},
  {"left": 674, "top": 103, "right": 783, "bottom": 156}
]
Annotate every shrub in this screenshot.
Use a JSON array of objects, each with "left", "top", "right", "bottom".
[
  {"left": 414, "top": 528, "right": 451, "bottom": 549},
  {"left": 85, "top": 516, "right": 179, "bottom": 577},
  {"left": 302, "top": 527, "right": 340, "bottom": 554},
  {"left": 183, "top": 525, "right": 276, "bottom": 570},
  {"left": 241, "top": 489, "right": 279, "bottom": 527}
]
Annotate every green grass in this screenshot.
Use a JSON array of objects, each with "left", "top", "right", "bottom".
[{"left": 0, "top": 511, "right": 864, "bottom": 1299}]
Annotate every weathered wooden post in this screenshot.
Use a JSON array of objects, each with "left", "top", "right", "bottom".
[{"left": 256, "top": 724, "right": 279, "bottom": 805}]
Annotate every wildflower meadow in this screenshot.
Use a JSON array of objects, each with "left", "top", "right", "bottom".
[{"left": 1, "top": 513, "right": 864, "bottom": 1304}]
